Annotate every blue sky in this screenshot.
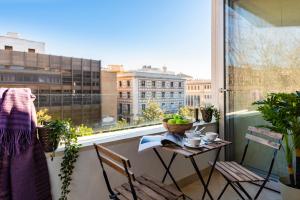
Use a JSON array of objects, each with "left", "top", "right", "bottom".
[{"left": 1, "top": 0, "right": 211, "bottom": 79}]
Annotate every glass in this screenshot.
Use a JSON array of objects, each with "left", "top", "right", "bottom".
[{"left": 225, "top": 0, "right": 300, "bottom": 178}]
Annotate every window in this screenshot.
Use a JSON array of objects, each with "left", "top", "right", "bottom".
[
  {"left": 127, "top": 104, "right": 130, "bottom": 114},
  {"left": 142, "top": 104, "right": 146, "bottom": 111},
  {"left": 119, "top": 92, "right": 122, "bottom": 98},
  {"left": 170, "top": 82, "right": 174, "bottom": 87},
  {"left": 179, "top": 92, "right": 182, "bottom": 97},
  {"left": 5, "top": 45, "right": 13, "bottom": 51},
  {"left": 141, "top": 80, "right": 146, "bottom": 87},
  {"left": 127, "top": 80, "right": 130, "bottom": 87},
  {"left": 127, "top": 92, "right": 130, "bottom": 98},
  {"left": 162, "top": 103, "right": 165, "bottom": 107},
  {"left": 152, "top": 92, "right": 156, "bottom": 98},
  {"left": 119, "top": 103, "right": 123, "bottom": 114},
  {"left": 119, "top": 81, "right": 122, "bottom": 87},
  {"left": 162, "top": 92, "right": 165, "bottom": 98},
  {"left": 28, "top": 48, "right": 35, "bottom": 53},
  {"left": 170, "top": 92, "right": 174, "bottom": 98},
  {"left": 179, "top": 82, "right": 182, "bottom": 87},
  {"left": 141, "top": 92, "right": 146, "bottom": 98},
  {"left": 162, "top": 81, "right": 165, "bottom": 88},
  {"left": 152, "top": 81, "right": 156, "bottom": 87}
]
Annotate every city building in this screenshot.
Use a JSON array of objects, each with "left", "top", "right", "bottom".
[
  {"left": 0, "top": 32, "right": 45, "bottom": 53},
  {"left": 186, "top": 79, "right": 212, "bottom": 107},
  {"left": 0, "top": 33, "right": 117, "bottom": 127},
  {"left": 108, "top": 65, "right": 187, "bottom": 122}
]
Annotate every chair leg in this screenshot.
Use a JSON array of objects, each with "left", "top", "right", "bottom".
[
  {"left": 254, "top": 179, "right": 268, "bottom": 200},
  {"left": 229, "top": 182, "right": 246, "bottom": 200},
  {"left": 217, "top": 182, "right": 229, "bottom": 200},
  {"left": 236, "top": 182, "right": 252, "bottom": 200}
]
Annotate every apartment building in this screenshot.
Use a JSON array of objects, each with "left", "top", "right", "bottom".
[
  {"left": 108, "top": 65, "right": 186, "bottom": 122},
  {"left": 0, "top": 33, "right": 117, "bottom": 126},
  {"left": 186, "top": 79, "right": 212, "bottom": 107}
]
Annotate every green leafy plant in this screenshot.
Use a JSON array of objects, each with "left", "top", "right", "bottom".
[
  {"left": 253, "top": 92, "right": 300, "bottom": 188},
  {"left": 37, "top": 108, "right": 52, "bottom": 125},
  {"left": 44, "top": 120, "right": 81, "bottom": 199},
  {"left": 142, "top": 100, "right": 164, "bottom": 121},
  {"left": 75, "top": 124, "right": 93, "bottom": 137},
  {"left": 200, "top": 104, "right": 215, "bottom": 123},
  {"left": 213, "top": 108, "right": 221, "bottom": 133},
  {"left": 179, "top": 106, "right": 194, "bottom": 119}
]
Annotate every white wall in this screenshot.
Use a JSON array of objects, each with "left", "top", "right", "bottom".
[
  {"left": 0, "top": 35, "right": 45, "bottom": 53},
  {"left": 47, "top": 123, "right": 217, "bottom": 200}
]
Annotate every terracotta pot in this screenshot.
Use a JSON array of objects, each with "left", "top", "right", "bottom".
[
  {"left": 162, "top": 119, "right": 193, "bottom": 136},
  {"left": 200, "top": 108, "right": 213, "bottom": 123},
  {"left": 37, "top": 126, "right": 59, "bottom": 153},
  {"left": 279, "top": 177, "right": 300, "bottom": 200}
]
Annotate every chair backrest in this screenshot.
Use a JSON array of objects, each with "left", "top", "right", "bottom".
[
  {"left": 240, "top": 126, "right": 283, "bottom": 180},
  {"left": 94, "top": 144, "right": 137, "bottom": 200},
  {"left": 246, "top": 126, "right": 282, "bottom": 150}
]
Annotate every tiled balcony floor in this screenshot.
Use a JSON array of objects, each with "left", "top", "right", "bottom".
[{"left": 182, "top": 171, "right": 282, "bottom": 200}]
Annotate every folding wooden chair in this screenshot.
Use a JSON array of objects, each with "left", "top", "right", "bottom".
[
  {"left": 210, "top": 126, "right": 282, "bottom": 200},
  {"left": 94, "top": 144, "right": 184, "bottom": 200}
]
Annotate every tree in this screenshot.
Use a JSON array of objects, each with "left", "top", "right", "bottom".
[
  {"left": 178, "top": 106, "right": 194, "bottom": 119},
  {"left": 142, "top": 101, "right": 164, "bottom": 122}
]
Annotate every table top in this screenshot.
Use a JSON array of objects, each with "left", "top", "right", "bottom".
[{"left": 160, "top": 139, "right": 232, "bottom": 157}]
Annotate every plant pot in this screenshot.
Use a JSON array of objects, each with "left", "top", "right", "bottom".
[
  {"left": 279, "top": 177, "right": 300, "bottom": 200},
  {"left": 200, "top": 108, "right": 213, "bottom": 123},
  {"left": 37, "top": 126, "right": 59, "bottom": 153}
]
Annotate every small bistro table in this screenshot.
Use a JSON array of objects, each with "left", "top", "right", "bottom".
[{"left": 152, "top": 137, "right": 231, "bottom": 200}]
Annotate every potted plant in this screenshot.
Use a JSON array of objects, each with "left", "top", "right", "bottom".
[
  {"left": 36, "top": 108, "right": 57, "bottom": 152},
  {"left": 253, "top": 92, "right": 300, "bottom": 200},
  {"left": 45, "top": 119, "right": 81, "bottom": 200},
  {"left": 200, "top": 105, "right": 214, "bottom": 123}
]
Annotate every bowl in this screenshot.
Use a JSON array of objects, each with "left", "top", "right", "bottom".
[{"left": 163, "top": 119, "right": 193, "bottom": 136}]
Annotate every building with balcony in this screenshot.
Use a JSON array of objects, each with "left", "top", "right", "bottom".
[
  {"left": 108, "top": 65, "right": 187, "bottom": 122},
  {"left": 186, "top": 79, "right": 212, "bottom": 107}
]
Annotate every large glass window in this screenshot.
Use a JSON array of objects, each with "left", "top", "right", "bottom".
[{"left": 225, "top": 0, "right": 300, "bottom": 178}]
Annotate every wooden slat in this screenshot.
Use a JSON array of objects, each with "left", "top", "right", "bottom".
[
  {"left": 217, "top": 162, "right": 245, "bottom": 182},
  {"left": 225, "top": 162, "right": 257, "bottom": 181},
  {"left": 136, "top": 177, "right": 178, "bottom": 200},
  {"left": 209, "top": 161, "right": 237, "bottom": 182},
  {"left": 230, "top": 162, "right": 264, "bottom": 181},
  {"left": 122, "top": 183, "right": 154, "bottom": 200},
  {"left": 248, "top": 126, "right": 282, "bottom": 140},
  {"left": 132, "top": 181, "right": 167, "bottom": 200},
  {"left": 245, "top": 133, "right": 280, "bottom": 149},
  {"left": 101, "top": 155, "right": 135, "bottom": 180},
  {"left": 94, "top": 144, "right": 131, "bottom": 167},
  {"left": 141, "top": 175, "right": 183, "bottom": 197},
  {"left": 115, "top": 191, "right": 130, "bottom": 200},
  {"left": 115, "top": 186, "right": 136, "bottom": 199},
  {"left": 219, "top": 161, "right": 250, "bottom": 181}
]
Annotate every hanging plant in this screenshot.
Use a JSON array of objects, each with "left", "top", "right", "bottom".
[{"left": 44, "top": 120, "right": 81, "bottom": 200}]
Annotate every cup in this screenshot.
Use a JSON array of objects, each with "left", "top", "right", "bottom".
[
  {"left": 205, "top": 132, "right": 218, "bottom": 142},
  {"left": 187, "top": 137, "right": 201, "bottom": 147}
]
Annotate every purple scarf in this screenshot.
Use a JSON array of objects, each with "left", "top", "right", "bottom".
[
  {"left": 0, "top": 88, "right": 52, "bottom": 200},
  {"left": 0, "top": 88, "right": 37, "bottom": 155}
]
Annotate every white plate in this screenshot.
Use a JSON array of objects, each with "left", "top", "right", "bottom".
[
  {"left": 184, "top": 141, "right": 202, "bottom": 149},
  {"left": 202, "top": 137, "right": 221, "bottom": 144}
]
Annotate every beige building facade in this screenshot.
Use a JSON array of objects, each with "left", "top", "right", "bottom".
[{"left": 186, "top": 79, "right": 212, "bottom": 107}]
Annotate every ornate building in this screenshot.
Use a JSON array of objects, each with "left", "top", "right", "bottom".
[
  {"left": 186, "top": 79, "right": 212, "bottom": 107},
  {"left": 108, "top": 65, "right": 187, "bottom": 122}
]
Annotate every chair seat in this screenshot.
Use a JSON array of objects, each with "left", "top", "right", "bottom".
[
  {"left": 114, "top": 175, "right": 184, "bottom": 200},
  {"left": 210, "top": 161, "right": 265, "bottom": 182}
]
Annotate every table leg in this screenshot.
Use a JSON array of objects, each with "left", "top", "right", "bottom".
[
  {"left": 153, "top": 148, "right": 182, "bottom": 192},
  {"left": 201, "top": 148, "right": 221, "bottom": 200},
  {"left": 162, "top": 153, "right": 177, "bottom": 183},
  {"left": 190, "top": 157, "right": 214, "bottom": 200}
]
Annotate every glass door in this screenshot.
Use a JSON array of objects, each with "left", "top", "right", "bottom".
[{"left": 224, "top": 0, "right": 300, "bottom": 178}]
